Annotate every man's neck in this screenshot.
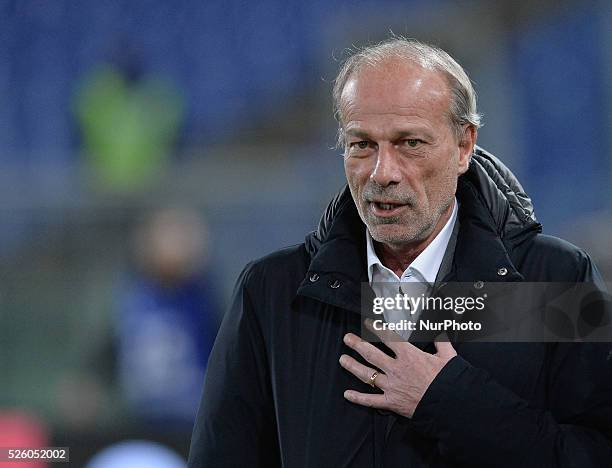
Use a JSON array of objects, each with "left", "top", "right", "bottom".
[{"left": 374, "top": 202, "right": 455, "bottom": 278}]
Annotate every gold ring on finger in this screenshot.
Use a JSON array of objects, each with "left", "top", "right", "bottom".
[{"left": 368, "top": 371, "right": 379, "bottom": 388}]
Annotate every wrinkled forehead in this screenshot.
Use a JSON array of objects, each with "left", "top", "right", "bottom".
[{"left": 338, "top": 59, "right": 452, "bottom": 124}]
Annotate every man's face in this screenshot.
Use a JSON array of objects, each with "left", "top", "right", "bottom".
[{"left": 340, "top": 59, "right": 474, "bottom": 247}]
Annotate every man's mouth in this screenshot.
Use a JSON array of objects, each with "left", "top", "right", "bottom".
[
  {"left": 369, "top": 201, "right": 407, "bottom": 216},
  {"left": 375, "top": 202, "right": 401, "bottom": 210}
]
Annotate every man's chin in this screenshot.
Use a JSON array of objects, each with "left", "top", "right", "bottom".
[{"left": 368, "top": 224, "right": 419, "bottom": 246}]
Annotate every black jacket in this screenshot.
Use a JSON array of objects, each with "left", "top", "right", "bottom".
[{"left": 189, "top": 147, "right": 612, "bottom": 467}]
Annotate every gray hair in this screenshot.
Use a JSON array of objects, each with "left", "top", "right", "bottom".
[{"left": 332, "top": 37, "right": 482, "bottom": 147}]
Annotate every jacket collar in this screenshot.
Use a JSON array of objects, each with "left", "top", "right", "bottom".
[
  {"left": 296, "top": 187, "right": 367, "bottom": 313},
  {"left": 451, "top": 178, "right": 524, "bottom": 283}
]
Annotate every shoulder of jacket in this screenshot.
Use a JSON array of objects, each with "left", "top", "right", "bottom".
[
  {"left": 239, "top": 243, "right": 310, "bottom": 289},
  {"left": 528, "top": 234, "right": 589, "bottom": 261},
  {"left": 516, "top": 233, "right": 598, "bottom": 281}
]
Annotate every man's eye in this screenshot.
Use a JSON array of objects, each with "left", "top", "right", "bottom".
[
  {"left": 350, "top": 141, "right": 370, "bottom": 150},
  {"left": 403, "top": 139, "right": 422, "bottom": 148}
]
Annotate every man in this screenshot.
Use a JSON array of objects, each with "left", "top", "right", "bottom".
[{"left": 189, "top": 39, "right": 612, "bottom": 467}]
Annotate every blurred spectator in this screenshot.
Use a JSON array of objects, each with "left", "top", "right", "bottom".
[
  {"left": 74, "top": 59, "right": 183, "bottom": 192},
  {"left": 114, "top": 208, "right": 219, "bottom": 428}
]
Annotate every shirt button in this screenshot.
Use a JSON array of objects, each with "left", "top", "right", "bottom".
[
  {"left": 309, "top": 273, "right": 319, "bottom": 282},
  {"left": 329, "top": 279, "right": 341, "bottom": 289},
  {"left": 497, "top": 267, "right": 508, "bottom": 276}
]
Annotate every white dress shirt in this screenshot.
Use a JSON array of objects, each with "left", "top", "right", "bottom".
[{"left": 366, "top": 199, "right": 458, "bottom": 339}]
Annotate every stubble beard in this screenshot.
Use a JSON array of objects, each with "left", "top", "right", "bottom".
[
  {"left": 365, "top": 206, "right": 438, "bottom": 246},
  {"left": 360, "top": 186, "right": 455, "bottom": 247}
]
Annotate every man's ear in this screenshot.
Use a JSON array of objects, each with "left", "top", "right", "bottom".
[{"left": 457, "top": 125, "right": 477, "bottom": 175}]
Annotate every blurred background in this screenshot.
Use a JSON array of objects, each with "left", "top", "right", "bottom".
[{"left": 1, "top": 0, "right": 611, "bottom": 465}]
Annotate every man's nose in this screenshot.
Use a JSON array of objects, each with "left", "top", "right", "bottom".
[{"left": 370, "top": 143, "right": 402, "bottom": 187}]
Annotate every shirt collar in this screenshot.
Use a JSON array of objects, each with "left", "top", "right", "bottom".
[{"left": 366, "top": 198, "right": 458, "bottom": 284}]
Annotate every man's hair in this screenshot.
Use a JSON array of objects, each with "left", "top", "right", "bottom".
[{"left": 332, "top": 37, "right": 482, "bottom": 148}]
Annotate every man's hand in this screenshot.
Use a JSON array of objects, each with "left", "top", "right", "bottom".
[{"left": 339, "top": 320, "right": 457, "bottom": 418}]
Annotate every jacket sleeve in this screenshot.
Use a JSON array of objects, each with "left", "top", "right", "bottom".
[
  {"left": 188, "top": 263, "right": 280, "bottom": 467},
  {"left": 410, "top": 343, "right": 612, "bottom": 467},
  {"left": 411, "top": 254, "right": 612, "bottom": 468}
]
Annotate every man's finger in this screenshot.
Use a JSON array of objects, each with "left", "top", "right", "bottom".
[
  {"left": 363, "top": 318, "right": 405, "bottom": 354},
  {"left": 343, "top": 390, "right": 388, "bottom": 409},
  {"left": 343, "top": 333, "right": 395, "bottom": 369},
  {"left": 339, "top": 354, "right": 388, "bottom": 389},
  {"left": 364, "top": 320, "right": 428, "bottom": 360}
]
